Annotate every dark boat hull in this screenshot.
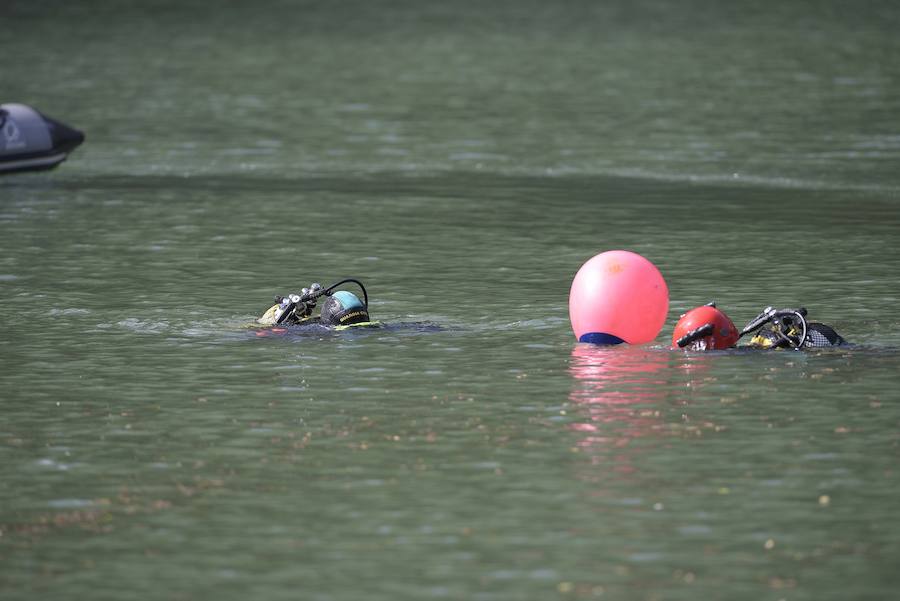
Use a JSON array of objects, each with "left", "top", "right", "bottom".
[{"left": 0, "top": 103, "right": 85, "bottom": 174}]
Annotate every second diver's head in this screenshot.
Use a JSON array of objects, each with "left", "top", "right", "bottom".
[
  {"left": 319, "top": 290, "right": 369, "bottom": 326},
  {"left": 672, "top": 303, "right": 739, "bottom": 351}
]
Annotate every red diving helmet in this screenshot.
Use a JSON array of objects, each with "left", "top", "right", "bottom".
[{"left": 672, "top": 303, "right": 739, "bottom": 350}]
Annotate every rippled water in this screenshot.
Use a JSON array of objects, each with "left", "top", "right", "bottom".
[{"left": 3, "top": 1, "right": 900, "bottom": 600}]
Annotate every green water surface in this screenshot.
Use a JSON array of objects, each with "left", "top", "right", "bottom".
[{"left": 2, "top": 1, "right": 899, "bottom": 600}]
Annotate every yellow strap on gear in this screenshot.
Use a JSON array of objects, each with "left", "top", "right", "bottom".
[
  {"left": 749, "top": 333, "right": 775, "bottom": 349},
  {"left": 334, "top": 321, "right": 381, "bottom": 331}
]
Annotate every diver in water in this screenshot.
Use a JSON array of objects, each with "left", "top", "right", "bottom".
[
  {"left": 673, "top": 302, "right": 845, "bottom": 351},
  {"left": 258, "top": 279, "right": 371, "bottom": 327}
]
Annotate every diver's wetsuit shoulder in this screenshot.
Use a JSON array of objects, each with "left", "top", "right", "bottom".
[{"left": 806, "top": 323, "right": 845, "bottom": 347}]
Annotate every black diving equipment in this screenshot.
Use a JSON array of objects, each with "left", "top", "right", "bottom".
[
  {"left": 739, "top": 306, "right": 845, "bottom": 350},
  {"left": 257, "top": 278, "right": 370, "bottom": 327}
]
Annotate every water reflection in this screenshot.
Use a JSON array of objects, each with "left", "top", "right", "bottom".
[
  {"left": 568, "top": 344, "right": 743, "bottom": 484},
  {"left": 567, "top": 344, "right": 673, "bottom": 471}
]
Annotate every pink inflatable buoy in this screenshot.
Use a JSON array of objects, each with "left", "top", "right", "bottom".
[{"left": 569, "top": 250, "right": 669, "bottom": 345}]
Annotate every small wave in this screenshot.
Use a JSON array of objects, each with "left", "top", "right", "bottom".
[
  {"left": 114, "top": 318, "right": 171, "bottom": 333},
  {"left": 449, "top": 152, "right": 508, "bottom": 162},
  {"left": 48, "top": 307, "right": 91, "bottom": 316},
  {"left": 375, "top": 163, "right": 900, "bottom": 193},
  {"left": 504, "top": 317, "right": 568, "bottom": 329},
  {"left": 536, "top": 165, "right": 899, "bottom": 193},
  {"left": 35, "top": 458, "right": 77, "bottom": 471},
  {"left": 47, "top": 498, "right": 95, "bottom": 509}
]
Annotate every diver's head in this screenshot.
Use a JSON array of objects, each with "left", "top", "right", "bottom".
[
  {"left": 319, "top": 290, "right": 369, "bottom": 326},
  {"left": 672, "top": 303, "right": 739, "bottom": 350}
]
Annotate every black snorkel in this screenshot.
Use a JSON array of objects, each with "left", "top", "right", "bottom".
[{"left": 675, "top": 323, "right": 715, "bottom": 348}]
